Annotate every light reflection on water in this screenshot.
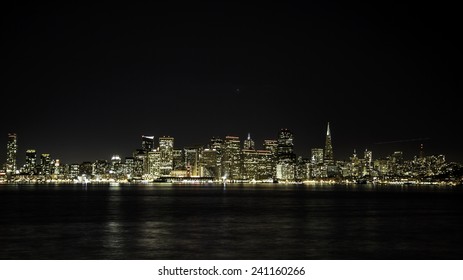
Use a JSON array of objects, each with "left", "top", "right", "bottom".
[{"left": 0, "top": 183, "right": 462, "bottom": 259}]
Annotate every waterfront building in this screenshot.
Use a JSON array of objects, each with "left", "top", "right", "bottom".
[
  {"left": 147, "top": 149, "right": 161, "bottom": 178},
  {"left": 324, "top": 122, "right": 334, "bottom": 163},
  {"left": 6, "top": 133, "right": 17, "bottom": 174},
  {"left": 223, "top": 136, "right": 241, "bottom": 180},
  {"left": 124, "top": 157, "right": 134, "bottom": 177},
  {"left": 24, "top": 149, "right": 37, "bottom": 175},
  {"left": 173, "top": 149, "right": 184, "bottom": 170},
  {"left": 184, "top": 146, "right": 201, "bottom": 177},
  {"left": 159, "top": 136, "right": 174, "bottom": 176},
  {"left": 201, "top": 148, "right": 218, "bottom": 178},
  {"left": 276, "top": 128, "right": 296, "bottom": 180},
  {"left": 79, "top": 161, "right": 93, "bottom": 176},
  {"left": 70, "top": 163, "right": 80, "bottom": 179},
  {"left": 40, "top": 153, "right": 52, "bottom": 175},
  {"left": 210, "top": 137, "right": 223, "bottom": 178}
]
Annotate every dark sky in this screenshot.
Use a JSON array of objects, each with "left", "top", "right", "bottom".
[{"left": 2, "top": 1, "right": 462, "bottom": 165}]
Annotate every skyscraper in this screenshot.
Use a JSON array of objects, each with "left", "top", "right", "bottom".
[
  {"left": 25, "top": 149, "right": 37, "bottom": 174},
  {"left": 276, "top": 128, "right": 296, "bottom": 180},
  {"left": 141, "top": 135, "right": 155, "bottom": 152},
  {"left": 222, "top": 136, "right": 240, "bottom": 180},
  {"left": 324, "top": 122, "right": 334, "bottom": 163},
  {"left": 311, "top": 148, "right": 324, "bottom": 165},
  {"left": 6, "top": 133, "right": 17, "bottom": 174},
  {"left": 277, "top": 128, "right": 294, "bottom": 157},
  {"left": 263, "top": 139, "right": 278, "bottom": 155},
  {"left": 243, "top": 133, "right": 255, "bottom": 150},
  {"left": 210, "top": 137, "right": 223, "bottom": 178},
  {"left": 40, "top": 153, "right": 52, "bottom": 175},
  {"left": 159, "top": 136, "right": 174, "bottom": 176}
]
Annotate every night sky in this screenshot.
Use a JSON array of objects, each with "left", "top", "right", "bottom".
[{"left": 2, "top": 1, "right": 462, "bottom": 165}]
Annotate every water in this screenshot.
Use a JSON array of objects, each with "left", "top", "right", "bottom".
[{"left": 0, "top": 183, "right": 462, "bottom": 259}]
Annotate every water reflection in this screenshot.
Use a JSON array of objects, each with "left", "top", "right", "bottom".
[{"left": 0, "top": 183, "right": 462, "bottom": 259}]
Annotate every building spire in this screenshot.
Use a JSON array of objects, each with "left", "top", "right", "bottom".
[
  {"left": 243, "top": 132, "right": 255, "bottom": 150},
  {"left": 324, "top": 122, "right": 334, "bottom": 163}
]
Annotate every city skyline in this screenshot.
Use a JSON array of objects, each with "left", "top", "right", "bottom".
[
  {"left": 2, "top": 124, "right": 461, "bottom": 186},
  {"left": 3, "top": 2, "right": 461, "bottom": 165},
  {"left": 1, "top": 123, "right": 452, "bottom": 167}
]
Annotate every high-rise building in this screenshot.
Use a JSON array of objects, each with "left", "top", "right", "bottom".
[
  {"left": 243, "top": 133, "right": 255, "bottom": 150},
  {"left": 133, "top": 149, "right": 148, "bottom": 175},
  {"left": 124, "top": 157, "right": 135, "bottom": 177},
  {"left": 159, "top": 136, "right": 174, "bottom": 176},
  {"left": 276, "top": 128, "right": 296, "bottom": 180},
  {"left": 222, "top": 136, "right": 241, "bottom": 180},
  {"left": 40, "top": 153, "right": 52, "bottom": 175},
  {"left": 201, "top": 148, "right": 218, "bottom": 178},
  {"left": 25, "top": 149, "right": 37, "bottom": 174},
  {"left": 141, "top": 135, "right": 155, "bottom": 152},
  {"left": 80, "top": 162, "right": 93, "bottom": 176},
  {"left": 70, "top": 163, "right": 80, "bottom": 178},
  {"left": 6, "top": 133, "right": 17, "bottom": 174},
  {"left": 53, "top": 159, "right": 61, "bottom": 176},
  {"left": 172, "top": 149, "right": 184, "bottom": 170},
  {"left": 93, "top": 159, "right": 109, "bottom": 176},
  {"left": 184, "top": 147, "right": 200, "bottom": 177},
  {"left": 311, "top": 148, "right": 324, "bottom": 165},
  {"left": 277, "top": 128, "right": 294, "bottom": 157},
  {"left": 263, "top": 139, "right": 278, "bottom": 155},
  {"left": 363, "top": 149, "right": 373, "bottom": 177},
  {"left": 110, "top": 155, "right": 122, "bottom": 175},
  {"left": 296, "top": 157, "right": 311, "bottom": 181},
  {"left": 256, "top": 150, "right": 274, "bottom": 180},
  {"left": 210, "top": 137, "right": 223, "bottom": 178},
  {"left": 364, "top": 149, "right": 372, "bottom": 168},
  {"left": 324, "top": 122, "right": 334, "bottom": 163},
  {"left": 147, "top": 149, "right": 161, "bottom": 178},
  {"left": 263, "top": 139, "right": 278, "bottom": 178},
  {"left": 241, "top": 149, "right": 258, "bottom": 180}
]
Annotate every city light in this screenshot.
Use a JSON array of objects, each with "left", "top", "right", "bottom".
[{"left": 1, "top": 124, "right": 462, "bottom": 185}]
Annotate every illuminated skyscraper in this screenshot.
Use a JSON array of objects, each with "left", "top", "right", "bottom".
[
  {"left": 25, "top": 149, "right": 37, "bottom": 174},
  {"left": 159, "top": 136, "right": 174, "bottom": 176},
  {"left": 172, "top": 149, "right": 184, "bottom": 170},
  {"left": 264, "top": 139, "right": 278, "bottom": 155},
  {"left": 6, "top": 133, "right": 17, "bottom": 174},
  {"left": 110, "top": 155, "right": 122, "bottom": 175},
  {"left": 147, "top": 150, "right": 161, "bottom": 178},
  {"left": 124, "top": 157, "right": 135, "bottom": 177},
  {"left": 363, "top": 149, "right": 373, "bottom": 176},
  {"left": 140, "top": 135, "right": 155, "bottom": 175},
  {"left": 241, "top": 149, "right": 259, "bottom": 180},
  {"left": 201, "top": 148, "right": 218, "bottom": 178},
  {"left": 141, "top": 135, "right": 155, "bottom": 152},
  {"left": 324, "top": 122, "right": 334, "bottom": 163},
  {"left": 184, "top": 147, "right": 200, "bottom": 176},
  {"left": 311, "top": 148, "right": 324, "bottom": 165},
  {"left": 364, "top": 149, "right": 372, "bottom": 168},
  {"left": 222, "top": 136, "right": 241, "bottom": 180},
  {"left": 210, "top": 137, "right": 223, "bottom": 178},
  {"left": 263, "top": 139, "right": 278, "bottom": 178},
  {"left": 243, "top": 133, "right": 255, "bottom": 150},
  {"left": 277, "top": 128, "right": 294, "bottom": 157},
  {"left": 276, "top": 128, "right": 296, "bottom": 180},
  {"left": 40, "top": 153, "right": 52, "bottom": 175}
]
